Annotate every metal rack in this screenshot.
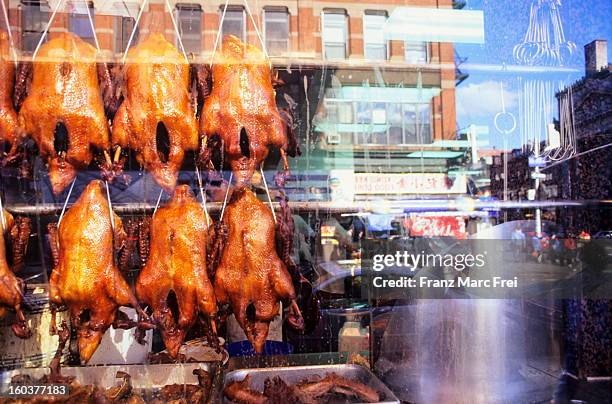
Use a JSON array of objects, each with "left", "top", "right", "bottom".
[{"left": 2, "top": 199, "right": 602, "bottom": 216}]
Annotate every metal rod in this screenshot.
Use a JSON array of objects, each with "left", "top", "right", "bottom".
[{"left": 4, "top": 198, "right": 608, "bottom": 217}]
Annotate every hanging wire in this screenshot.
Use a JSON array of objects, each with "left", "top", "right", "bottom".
[
  {"left": 165, "top": 0, "right": 188, "bottom": 62},
  {"left": 219, "top": 172, "right": 233, "bottom": 221},
  {"left": 153, "top": 188, "right": 164, "bottom": 214},
  {"left": 81, "top": 0, "right": 121, "bottom": 232},
  {"left": 513, "top": 0, "right": 575, "bottom": 66},
  {"left": 546, "top": 84, "right": 576, "bottom": 161},
  {"left": 121, "top": 0, "right": 147, "bottom": 64},
  {"left": 0, "top": 0, "right": 19, "bottom": 66},
  {"left": 211, "top": 0, "right": 271, "bottom": 68},
  {"left": 210, "top": 0, "right": 230, "bottom": 68},
  {"left": 195, "top": 164, "right": 210, "bottom": 227},
  {"left": 242, "top": 0, "right": 269, "bottom": 63},
  {"left": 105, "top": 181, "right": 115, "bottom": 231},
  {"left": 57, "top": 178, "right": 77, "bottom": 227},
  {"left": 84, "top": 1, "right": 100, "bottom": 50},
  {"left": 260, "top": 164, "right": 277, "bottom": 224},
  {"left": 0, "top": 193, "right": 6, "bottom": 232},
  {"left": 32, "top": 0, "right": 66, "bottom": 60}
]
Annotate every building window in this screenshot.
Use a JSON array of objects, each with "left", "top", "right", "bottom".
[
  {"left": 403, "top": 103, "right": 431, "bottom": 143},
  {"left": 221, "top": 6, "right": 245, "bottom": 43},
  {"left": 21, "top": 0, "right": 48, "bottom": 53},
  {"left": 363, "top": 10, "right": 387, "bottom": 60},
  {"left": 405, "top": 41, "right": 428, "bottom": 64},
  {"left": 176, "top": 4, "right": 202, "bottom": 54},
  {"left": 68, "top": 1, "right": 96, "bottom": 46},
  {"left": 322, "top": 10, "right": 347, "bottom": 60},
  {"left": 264, "top": 7, "right": 289, "bottom": 56},
  {"left": 114, "top": 16, "right": 138, "bottom": 54}
]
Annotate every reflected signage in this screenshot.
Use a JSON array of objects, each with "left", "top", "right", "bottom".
[{"left": 354, "top": 173, "right": 467, "bottom": 195}]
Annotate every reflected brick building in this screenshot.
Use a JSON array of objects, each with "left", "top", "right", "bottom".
[{"left": 1, "top": 0, "right": 457, "bottom": 149}]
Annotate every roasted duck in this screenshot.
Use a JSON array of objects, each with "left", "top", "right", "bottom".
[
  {"left": 17, "top": 33, "right": 111, "bottom": 195},
  {"left": 0, "top": 209, "right": 31, "bottom": 338},
  {"left": 224, "top": 373, "right": 381, "bottom": 404},
  {"left": 200, "top": 35, "right": 296, "bottom": 185},
  {"left": 48, "top": 180, "right": 147, "bottom": 363},
  {"left": 136, "top": 185, "right": 217, "bottom": 358},
  {"left": 214, "top": 187, "right": 303, "bottom": 353},
  {"left": 0, "top": 30, "right": 20, "bottom": 159},
  {"left": 112, "top": 34, "right": 199, "bottom": 192}
]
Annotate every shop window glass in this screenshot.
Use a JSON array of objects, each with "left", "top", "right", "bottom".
[
  {"left": 322, "top": 10, "right": 347, "bottom": 59},
  {"left": 176, "top": 4, "right": 202, "bottom": 54},
  {"left": 264, "top": 7, "right": 289, "bottom": 56},
  {"left": 114, "top": 16, "right": 137, "bottom": 54},
  {"left": 68, "top": 1, "right": 95, "bottom": 46},
  {"left": 364, "top": 11, "right": 387, "bottom": 60},
  {"left": 221, "top": 7, "right": 245, "bottom": 43},
  {"left": 405, "top": 41, "right": 428, "bottom": 64},
  {"left": 21, "top": 0, "right": 49, "bottom": 53}
]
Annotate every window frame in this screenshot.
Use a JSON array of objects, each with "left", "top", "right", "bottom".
[
  {"left": 220, "top": 5, "right": 246, "bottom": 43},
  {"left": 404, "top": 41, "right": 429, "bottom": 64},
  {"left": 175, "top": 3, "right": 203, "bottom": 54},
  {"left": 263, "top": 6, "right": 289, "bottom": 56},
  {"left": 114, "top": 15, "right": 138, "bottom": 55},
  {"left": 67, "top": 1, "right": 96, "bottom": 46},
  {"left": 20, "top": 0, "right": 49, "bottom": 53},
  {"left": 321, "top": 9, "right": 348, "bottom": 60},
  {"left": 363, "top": 10, "right": 388, "bottom": 61}
]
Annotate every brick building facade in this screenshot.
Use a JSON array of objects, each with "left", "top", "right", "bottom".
[{"left": 1, "top": 0, "right": 457, "bottom": 147}]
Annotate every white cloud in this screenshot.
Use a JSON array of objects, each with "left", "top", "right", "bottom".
[{"left": 456, "top": 80, "right": 518, "bottom": 118}]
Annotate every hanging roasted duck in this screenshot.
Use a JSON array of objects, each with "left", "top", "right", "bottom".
[
  {"left": 48, "top": 180, "right": 151, "bottom": 363},
  {"left": 199, "top": 35, "right": 299, "bottom": 185},
  {"left": 0, "top": 30, "right": 21, "bottom": 164},
  {"left": 214, "top": 187, "right": 303, "bottom": 353},
  {"left": 0, "top": 209, "right": 32, "bottom": 338},
  {"left": 112, "top": 34, "right": 199, "bottom": 192},
  {"left": 136, "top": 185, "right": 217, "bottom": 358},
  {"left": 16, "top": 32, "right": 118, "bottom": 195}
]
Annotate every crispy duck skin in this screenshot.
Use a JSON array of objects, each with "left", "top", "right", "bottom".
[
  {"left": 200, "top": 35, "right": 289, "bottom": 185},
  {"left": 214, "top": 188, "right": 301, "bottom": 353},
  {"left": 294, "top": 373, "right": 380, "bottom": 403},
  {"left": 0, "top": 210, "right": 31, "bottom": 338},
  {"left": 17, "top": 33, "right": 110, "bottom": 195},
  {"left": 226, "top": 373, "right": 380, "bottom": 404},
  {"left": 224, "top": 375, "right": 268, "bottom": 404},
  {"left": 136, "top": 185, "right": 217, "bottom": 358},
  {"left": 112, "top": 34, "right": 198, "bottom": 192},
  {"left": 0, "top": 30, "right": 20, "bottom": 156},
  {"left": 49, "top": 180, "right": 142, "bottom": 363}
]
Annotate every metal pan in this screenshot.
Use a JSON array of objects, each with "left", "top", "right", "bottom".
[{"left": 222, "top": 364, "right": 399, "bottom": 404}]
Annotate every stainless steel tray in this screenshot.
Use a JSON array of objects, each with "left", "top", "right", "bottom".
[
  {"left": 222, "top": 364, "right": 400, "bottom": 404},
  {"left": 1, "top": 363, "right": 214, "bottom": 389}
]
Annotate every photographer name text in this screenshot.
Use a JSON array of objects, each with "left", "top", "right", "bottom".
[{"left": 372, "top": 276, "right": 519, "bottom": 289}]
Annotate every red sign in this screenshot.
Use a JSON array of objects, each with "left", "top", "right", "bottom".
[{"left": 404, "top": 215, "right": 467, "bottom": 239}]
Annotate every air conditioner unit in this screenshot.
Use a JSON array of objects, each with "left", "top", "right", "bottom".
[{"left": 327, "top": 133, "right": 341, "bottom": 145}]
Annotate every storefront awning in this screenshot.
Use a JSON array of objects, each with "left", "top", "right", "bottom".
[
  {"left": 326, "top": 86, "right": 440, "bottom": 104},
  {"left": 406, "top": 151, "right": 464, "bottom": 159},
  {"left": 384, "top": 7, "right": 485, "bottom": 44}
]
